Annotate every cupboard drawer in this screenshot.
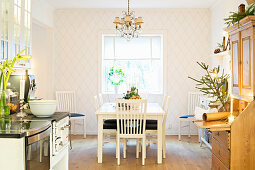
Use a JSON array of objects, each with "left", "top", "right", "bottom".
[
  {"left": 212, "top": 138, "right": 230, "bottom": 168},
  {"left": 212, "top": 131, "right": 229, "bottom": 149},
  {"left": 212, "top": 154, "right": 229, "bottom": 170}
]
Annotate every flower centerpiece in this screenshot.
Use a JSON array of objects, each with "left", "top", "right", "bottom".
[
  {"left": 123, "top": 86, "right": 142, "bottom": 99},
  {"left": 0, "top": 50, "right": 32, "bottom": 116}
]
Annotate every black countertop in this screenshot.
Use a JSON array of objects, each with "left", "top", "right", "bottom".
[{"left": 0, "top": 112, "right": 69, "bottom": 138}]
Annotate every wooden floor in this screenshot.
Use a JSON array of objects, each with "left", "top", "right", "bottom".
[{"left": 69, "top": 135, "right": 212, "bottom": 170}]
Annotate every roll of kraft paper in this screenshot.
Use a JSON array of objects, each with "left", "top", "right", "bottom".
[{"left": 202, "top": 112, "right": 231, "bottom": 121}]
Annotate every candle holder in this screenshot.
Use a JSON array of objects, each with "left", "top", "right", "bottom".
[{"left": 16, "top": 99, "right": 27, "bottom": 118}]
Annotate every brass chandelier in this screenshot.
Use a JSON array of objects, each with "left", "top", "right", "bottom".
[{"left": 113, "top": 0, "right": 144, "bottom": 40}]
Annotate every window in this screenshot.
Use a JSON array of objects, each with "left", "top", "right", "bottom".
[{"left": 102, "top": 35, "right": 163, "bottom": 94}]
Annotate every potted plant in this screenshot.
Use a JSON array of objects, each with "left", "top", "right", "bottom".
[
  {"left": 0, "top": 49, "right": 32, "bottom": 116},
  {"left": 188, "top": 62, "right": 230, "bottom": 112},
  {"left": 108, "top": 66, "right": 125, "bottom": 95}
]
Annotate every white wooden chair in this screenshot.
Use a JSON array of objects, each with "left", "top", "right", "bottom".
[
  {"left": 116, "top": 99, "right": 147, "bottom": 165},
  {"left": 178, "top": 92, "right": 203, "bottom": 141},
  {"left": 94, "top": 96, "right": 124, "bottom": 158},
  {"left": 98, "top": 93, "right": 103, "bottom": 107},
  {"left": 56, "top": 91, "right": 86, "bottom": 139},
  {"left": 144, "top": 96, "right": 170, "bottom": 159},
  {"left": 162, "top": 95, "right": 167, "bottom": 110}
]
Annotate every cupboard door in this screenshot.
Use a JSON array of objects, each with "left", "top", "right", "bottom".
[
  {"left": 231, "top": 32, "right": 241, "bottom": 97},
  {"left": 241, "top": 27, "right": 253, "bottom": 98}
]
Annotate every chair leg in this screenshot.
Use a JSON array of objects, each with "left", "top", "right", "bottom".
[
  {"left": 83, "top": 117, "right": 86, "bottom": 139},
  {"left": 198, "top": 128, "right": 201, "bottom": 143},
  {"left": 139, "top": 139, "right": 141, "bottom": 153},
  {"left": 178, "top": 120, "right": 181, "bottom": 141},
  {"left": 136, "top": 139, "right": 139, "bottom": 159},
  {"left": 142, "top": 137, "right": 146, "bottom": 166},
  {"left": 163, "top": 130, "right": 166, "bottom": 159},
  {"left": 39, "top": 140, "right": 43, "bottom": 162},
  {"left": 148, "top": 133, "right": 150, "bottom": 146},
  {"left": 27, "top": 145, "right": 32, "bottom": 160},
  {"left": 123, "top": 139, "right": 127, "bottom": 159},
  {"left": 44, "top": 139, "right": 48, "bottom": 156},
  {"left": 188, "top": 121, "right": 191, "bottom": 138},
  {"left": 117, "top": 136, "right": 120, "bottom": 165}
]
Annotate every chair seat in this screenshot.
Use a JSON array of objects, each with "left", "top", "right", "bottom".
[
  {"left": 146, "top": 123, "right": 157, "bottom": 130},
  {"left": 179, "top": 114, "right": 195, "bottom": 119},
  {"left": 71, "top": 113, "right": 85, "bottom": 117},
  {"left": 104, "top": 119, "right": 117, "bottom": 124},
  {"left": 103, "top": 122, "right": 117, "bottom": 129},
  {"left": 146, "top": 120, "right": 157, "bottom": 124}
]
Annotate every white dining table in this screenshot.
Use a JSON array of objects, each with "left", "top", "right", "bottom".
[{"left": 96, "top": 103, "right": 165, "bottom": 164}]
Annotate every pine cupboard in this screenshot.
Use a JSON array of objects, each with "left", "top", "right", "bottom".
[
  {"left": 226, "top": 16, "right": 255, "bottom": 102},
  {"left": 210, "top": 15, "right": 255, "bottom": 170}
]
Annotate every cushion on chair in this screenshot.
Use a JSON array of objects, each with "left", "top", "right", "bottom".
[
  {"left": 104, "top": 119, "right": 117, "bottom": 123},
  {"left": 146, "top": 120, "right": 157, "bottom": 124},
  {"left": 146, "top": 123, "right": 157, "bottom": 130},
  {"left": 179, "top": 114, "right": 195, "bottom": 118},
  {"left": 103, "top": 122, "right": 117, "bottom": 129},
  {"left": 71, "top": 113, "right": 85, "bottom": 117}
]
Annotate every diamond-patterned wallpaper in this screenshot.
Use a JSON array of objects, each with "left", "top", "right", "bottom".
[{"left": 54, "top": 9, "right": 211, "bottom": 135}]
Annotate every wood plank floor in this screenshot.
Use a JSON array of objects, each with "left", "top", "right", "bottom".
[{"left": 69, "top": 135, "right": 212, "bottom": 170}]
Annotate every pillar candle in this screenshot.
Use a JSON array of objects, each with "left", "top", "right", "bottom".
[
  {"left": 20, "top": 76, "right": 25, "bottom": 100},
  {"left": 230, "top": 97, "right": 233, "bottom": 115}
]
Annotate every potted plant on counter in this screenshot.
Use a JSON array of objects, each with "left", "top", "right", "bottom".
[{"left": 0, "top": 50, "right": 32, "bottom": 116}]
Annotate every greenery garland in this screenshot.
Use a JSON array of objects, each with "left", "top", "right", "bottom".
[
  {"left": 224, "top": 3, "right": 255, "bottom": 27},
  {"left": 108, "top": 66, "right": 125, "bottom": 85}
]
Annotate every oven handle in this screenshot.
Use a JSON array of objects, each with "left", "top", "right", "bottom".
[{"left": 27, "top": 126, "right": 51, "bottom": 145}]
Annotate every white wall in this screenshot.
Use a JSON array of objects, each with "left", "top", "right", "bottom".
[
  {"left": 32, "top": 21, "right": 55, "bottom": 99},
  {"left": 32, "top": 0, "right": 55, "bottom": 27},
  {"left": 54, "top": 9, "right": 211, "bottom": 135},
  {"left": 210, "top": 0, "right": 247, "bottom": 67},
  {"left": 31, "top": 0, "right": 55, "bottom": 99}
]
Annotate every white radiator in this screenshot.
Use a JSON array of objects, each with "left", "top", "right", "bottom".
[{"left": 187, "top": 92, "right": 204, "bottom": 115}]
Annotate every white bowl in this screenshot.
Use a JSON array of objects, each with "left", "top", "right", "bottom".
[{"left": 29, "top": 100, "right": 56, "bottom": 117}]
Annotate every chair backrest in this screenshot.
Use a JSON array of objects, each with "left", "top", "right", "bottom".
[
  {"left": 94, "top": 95, "right": 99, "bottom": 111},
  {"left": 56, "top": 91, "right": 76, "bottom": 113},
  {"left": 116, "top": 99, "right": 147, "bottom": 135},
  {"left": 162, "top": 95, "right": 167, "bottom": 110},
  {"left": 163, "top": 96, "right": 170, "bottom": 127},
  {"left": 188, "top": 92, "right": 203, "bottom": 115},
  {"left": 98, "top": 93, "right": 103, "bottom": 106}
]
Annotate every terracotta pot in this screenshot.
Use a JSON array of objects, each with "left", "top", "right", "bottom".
[{"left": 246, "top": 0, "right": 255, "bottom": 5}]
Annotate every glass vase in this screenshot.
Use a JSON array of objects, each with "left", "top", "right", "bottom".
[{"left": 0, "top": 90, "right": 11, "bottom": 117}]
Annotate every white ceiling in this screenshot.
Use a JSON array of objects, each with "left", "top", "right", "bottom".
[{"left": 45, "top": 0, "right": 218, "bottom": 9}]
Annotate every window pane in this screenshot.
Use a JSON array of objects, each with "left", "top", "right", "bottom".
[
  {"left": 152, "top": 37, "right": 161, "bottom": 59},
  {"left": 104, "top": 37, "right": 114, "bottom": 59},
  {"left": 115, "top": 37, "right": 151, "bottom": 59}
]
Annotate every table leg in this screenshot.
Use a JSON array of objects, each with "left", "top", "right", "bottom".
[
  {"left": 98, "top": 116, "right": 103, "bottom": 163},
  {"left": 157, "top": 116, "right": 162, "bottom": 164}
]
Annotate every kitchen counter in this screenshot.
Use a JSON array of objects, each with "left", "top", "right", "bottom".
[{"left": 0, "top": 112, "right": 69, "bottom": 138}]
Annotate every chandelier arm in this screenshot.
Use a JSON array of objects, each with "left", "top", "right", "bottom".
[{"left": 128, "top": 0, "right": 130, "bottom": 15}]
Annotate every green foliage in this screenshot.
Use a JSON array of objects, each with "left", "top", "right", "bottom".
[
  {"left": 188, "top": 62, "right": 230, "bottom": 109},
  {"left": 217, "top": 42, "right": 223, "bottom": 48},
  {"left": 224, "top": 3, "right": 255, "bottom": 27},
  {"left": 123, "top": 86, "right": 139, "bottom": 99},
  {"left": 108, "top": 67, "right": 125, "bottom": 85}
]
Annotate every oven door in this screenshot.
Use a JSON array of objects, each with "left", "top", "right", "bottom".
[{"left": 25, "top": 126, "right": 51, "bottom": 170}]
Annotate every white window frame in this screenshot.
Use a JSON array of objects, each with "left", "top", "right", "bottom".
[{"left": 100, "top": 33, "right": 164, "bottom": 94}]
